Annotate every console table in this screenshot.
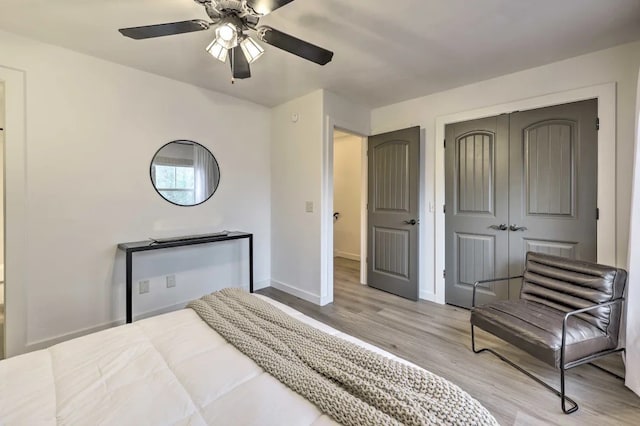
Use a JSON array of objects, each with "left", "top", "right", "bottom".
[{"left": 118, "top": 231, "right": 253, "bottom": 323}]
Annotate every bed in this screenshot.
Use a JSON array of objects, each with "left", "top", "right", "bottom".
[{"left": 0, "top": 289, "right": 497, "bottom": 425}]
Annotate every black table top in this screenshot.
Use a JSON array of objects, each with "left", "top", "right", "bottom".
[{"left": 118, "top": 231, "right": 252, "bottom": 252}]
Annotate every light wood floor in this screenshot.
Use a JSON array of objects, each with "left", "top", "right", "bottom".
[{"left": 258, "top": 257, "right": 640, "bottom": 426}]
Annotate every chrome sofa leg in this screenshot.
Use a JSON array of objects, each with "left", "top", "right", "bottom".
[{"left": 471, "top": 326, "right": 579, "bottom": 414}]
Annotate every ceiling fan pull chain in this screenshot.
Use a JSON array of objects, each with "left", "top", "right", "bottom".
[{"left": 230, "top": 47, "right": 236, "bottom": 84}]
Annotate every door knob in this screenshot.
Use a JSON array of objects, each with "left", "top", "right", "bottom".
[
  {"left": 489, "top": 224, "right": 508, "bottom": 231},
  {"left": 509, "top": 224, "right": 528, "bottom": 232},
  {"left": 403, "top": 219, "right": 418, "bottom": 226}
]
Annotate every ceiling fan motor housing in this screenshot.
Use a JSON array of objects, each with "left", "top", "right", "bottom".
[{"left": 215, "top": 0, "right": 253, "bottom": 15}]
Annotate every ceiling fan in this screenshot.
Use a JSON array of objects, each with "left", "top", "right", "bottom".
[{"left": 118, "top": 0, "right": 334, "bottom": 80}]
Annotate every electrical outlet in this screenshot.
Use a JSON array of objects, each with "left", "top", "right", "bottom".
[
  {"left": 139, "top": 280, "right": 150, "bottom": 294},
  {"left": 305, "top": 201, "right": 314, "bottom": 213},
  {"left": 166, "top": 275, "right": 176, "bottom": 288}
]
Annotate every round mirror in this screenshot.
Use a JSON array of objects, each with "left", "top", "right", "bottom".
[{"left": 150, "top": 140, "right": 220, "bottom": 206}]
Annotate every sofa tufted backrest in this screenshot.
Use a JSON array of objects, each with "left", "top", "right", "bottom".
[{"left": 521, "top": 252, "right": 627, "bottom": 336}]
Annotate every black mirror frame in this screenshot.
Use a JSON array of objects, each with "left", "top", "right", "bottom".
[{"left": 149, "top": 140, "right": 221, "bottom": 207}]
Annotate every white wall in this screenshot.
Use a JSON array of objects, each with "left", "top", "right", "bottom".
[
  {"left": 0, "top": 30, "right": 271, "bottom": 355},
  {"left": 270, "top": 90, "right": 324, "bottom": 302},
  {"left": 371, "top": 40, "right": 640, "bottom": 300},
  {"left": 624, "top": 65, "right": 640, "bottom": 397},
  {"left": 0, "top": 81, "right": 3, "bottom": 304},
  {"left": 271, "top": 90, "right": 370, "bottom": 304},
  {"left": 333, "top": 133, "right": 361, "bottom": 260}
]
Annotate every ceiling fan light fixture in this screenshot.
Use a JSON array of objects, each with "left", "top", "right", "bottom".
[
  {"left": 206, "top": 39, "right": 228, "bottom": 62},
  {"left": 118, "top": 0, "right": 335, "bottom": 80},
  {"left": 240, "top": 36, "right": 265, "bottom": 64},
  {"left": 214, "top": 22, "right": 238, "bottom": 49}
]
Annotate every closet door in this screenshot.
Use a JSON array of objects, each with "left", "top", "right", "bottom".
[
  {"left": 445, "top": 115, "right": 510, "bottom": 307},
  {"left": 508, "top": 99, "right": 598, "bottom": 295}
]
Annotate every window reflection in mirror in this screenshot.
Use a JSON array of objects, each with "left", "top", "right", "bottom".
[{"left": 150, "top": 141, "right": 220, "bottom": 206}]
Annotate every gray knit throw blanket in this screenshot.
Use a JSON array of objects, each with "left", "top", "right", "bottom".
[{"left": 188, "top": 289, "right": 498, "bottom": 426}]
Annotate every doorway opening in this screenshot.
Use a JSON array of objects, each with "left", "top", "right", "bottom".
[{"left": 332, "top": 129, "right": 367, "bottom": 296}]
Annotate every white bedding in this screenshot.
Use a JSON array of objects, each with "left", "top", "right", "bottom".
[{"left": 0, "top": 295, "right": 417, "bottom": 425}]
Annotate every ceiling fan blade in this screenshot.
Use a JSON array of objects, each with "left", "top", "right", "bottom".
[
  {"left": 230, "top": 46, "right": 251, "bottom": 79},
  {"left": 257, "top": 26, "right": 333, "bottom": 65},
  {"left": 119, "top": 20, "right": 210, "bottom": 40},
  {"left": 246, "top": 0, "right": 296, "bottom": 15}
]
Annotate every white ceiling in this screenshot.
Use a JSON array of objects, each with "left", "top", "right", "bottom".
[{"left": 1, "top": 0, "right": 640, "bottom": 107}]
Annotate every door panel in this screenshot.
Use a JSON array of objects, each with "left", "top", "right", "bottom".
[
  {"left": 456, "top": 233, "right": 496, "bottom": 286},
  {"left": 525, "top": 121, "right": 575, "bottom": 215},
  {"left": 458, "top": 132, "right": 495, "bottom": 214},
  {"left": 368, "top": 127, "right": 420, "bottom": 300},
  {"left": 373, "top": 142, "right": 410, "bottom": 212},
  {"left": 508, "top": 99, "right": 598, "bottom": 294},
  {"left": 445, "top": 116, "right": 510, "bottom": 307},
  {"left": 524, "top": 239, "right": 577, "bottom": 258},
  {"left": 373, "top": 227, "right": 410, "bottom": 278}
]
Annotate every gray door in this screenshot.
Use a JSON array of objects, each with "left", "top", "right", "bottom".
[
  {"left": 508, "top": 99, "right": 598, "bottom": 293},
  {"left": 445, "top": 115, "right": 510, "bottom": 307},
  {"left": 367, "top": 126, "right": 420, "bottom": 300},
  {"left": 445, "top": 100, "right": 598, "bottom": 308}
]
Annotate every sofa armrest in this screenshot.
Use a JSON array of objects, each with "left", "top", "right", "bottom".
[
  {"left": 561, "top": 298, "right": 625, "bottom": 367},
  {"left": 472, "top": 276, "right": 524, "bottom": 307}
]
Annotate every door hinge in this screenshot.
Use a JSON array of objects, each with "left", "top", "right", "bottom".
[
  {"left": 443, "top": 270, "right": 446, "bottom": 279},
  {"left": 444, "top": 139, "right": 446, "bottom": 148},
  {"left": 596, "top": 117, "right": 600, "bottom": 131},
  {"left": 443, "top": 204, "right": 446, "bottom": 214},
  {"left": 596, "top": 208, "right": 600, "bottom": 220}
]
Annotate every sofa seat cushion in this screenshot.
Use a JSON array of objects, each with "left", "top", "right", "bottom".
[{"left": 471, "top": 300, "right": 616, "bottom": 368}]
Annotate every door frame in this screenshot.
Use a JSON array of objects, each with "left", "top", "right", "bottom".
[
  {"left": 0, "top": 65, "right": 28, "bottom": 356},
  {"left": 435, "top": 83, "right": 617, "bottom": 304},
  {"left": 331, "top": 128, "right": 368, "bottom": 278},
  {"left": 321, "top": 116, "right": 369, "bottom": 305}
]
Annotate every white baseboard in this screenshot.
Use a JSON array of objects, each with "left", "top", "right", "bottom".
[
  {"left": 23, "top": 281, "right": 273, "bottom": 353},
  {"left": 333, "top": 250, "right": 361, "bottom": 261},
  {"left": 137, "top": 301, "right": 190, "bottom": 321},
  {"left": 25, "top": 301, "right": 191, "bottom": 352},
  {"left": 270, "top": 279, "right": 323, "bottom": 305},
  {"left": 253, "top": 279, "right": 270, "bottom": 291},
  {"left": 419, "top": 290, "right": 438, "bottom": 303},
  {"left": 26, "top": 318, "right": 124, "bottom": 352},
  {"left": 319, "top": 295, "right": 333, "bottom": 306}
]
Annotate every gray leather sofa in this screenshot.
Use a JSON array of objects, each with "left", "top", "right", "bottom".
[{"left": 470, "top": 252, "right": 627, "bottom": 414}]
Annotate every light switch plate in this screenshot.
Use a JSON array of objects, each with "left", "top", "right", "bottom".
[
  {"left": 305, "top": 201, "right": 314, "bottom": 213},
  {"left": 166, "top": 275, "right": 176, "bottom": 288},
  {"left": 139, "top": 280, "right": 150, "bottom": 294}
]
